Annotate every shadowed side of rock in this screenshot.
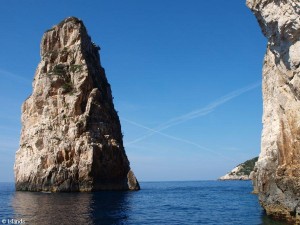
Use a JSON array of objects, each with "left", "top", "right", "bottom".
[
  {"left": 14, "top": 17, "right": 140, "bottom": 192},
  {"left": 247, "top": 0, "right": 300, "bottom": 223}
]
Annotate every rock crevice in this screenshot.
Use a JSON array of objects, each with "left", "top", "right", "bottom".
[{"left": 14, "top": 17, "right": 140, "bottom": 192}]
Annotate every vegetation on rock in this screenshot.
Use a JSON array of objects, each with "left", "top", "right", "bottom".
[{"left": 236, "top": 157, "right": 258, "bottom": 176}]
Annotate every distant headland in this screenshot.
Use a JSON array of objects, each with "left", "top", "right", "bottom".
[{"left": 219, "top": 157, "right": 258, "bottom": 181}]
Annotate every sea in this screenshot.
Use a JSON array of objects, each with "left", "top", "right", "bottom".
[{"left": 0, "top": 181, "right": 288, "bottom": 225}]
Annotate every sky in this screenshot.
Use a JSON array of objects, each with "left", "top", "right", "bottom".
[{"left": 0, "top": 0, "right": 266, "bottom": 182}]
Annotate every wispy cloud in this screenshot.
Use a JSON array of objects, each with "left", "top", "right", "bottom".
[
  {"left": 0, "top": 126, "right": 20, "bottom": 132},
  {"left": 0, "top": 137, "right": 19, "bottom": 149},
  {"left": 123, "top": 81, "right": 261, "bottom": 145},
  {"left": 123, "top": 118, "right": 234, "bottom": 161},
  {"left": 0, "top": 143, "right": 19, "bottom": 150},
  {"left": 0, "top": 69, "right": 31, "bottom": 84},
  {"left": 0, "top": 115, "right": 21, "bottom": 122}
]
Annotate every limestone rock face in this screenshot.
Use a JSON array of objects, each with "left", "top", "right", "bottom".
[
  {"left": 14, "top": 17, "right": 140, "bottom": 192},
  {"left": 247, "top": 0, "right": 300, "bottom": 222},
  {"left": 219, "top": 166, "right": 250, "bottom": 180},
  {"left": 219, "top": 157, "right": 258, "bottom": 181}
]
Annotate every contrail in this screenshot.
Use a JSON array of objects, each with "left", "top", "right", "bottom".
[
  {"left": 124, "top": 81, "right": 261, "bottom": 145},
  {"left": 0, "top": 69, "right": 32, "bottom": 84},
  {"left": 123, "top": 118, "right": 234, "bottom": 161}
]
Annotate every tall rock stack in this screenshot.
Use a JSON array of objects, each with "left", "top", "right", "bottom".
[
  {"left": 14, "top": 17, "right": 140, "bottom": 192},
  {"left": 247, "top": 0, "right": 300, "bottom": 223}
]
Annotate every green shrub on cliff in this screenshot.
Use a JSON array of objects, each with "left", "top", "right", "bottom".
[{"left": 237, "top": 157, "right": 258, "bottom": 175}]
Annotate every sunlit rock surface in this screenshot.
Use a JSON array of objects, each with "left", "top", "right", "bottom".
[
  {"left": 247, "top": 0, "right": 300, "bottom": 223},
  {"left": 219, "top": 157, "right": 258, "bottom": 180},
  {"left": 14, "top": 17, "right": 140, "bottom": 192}
]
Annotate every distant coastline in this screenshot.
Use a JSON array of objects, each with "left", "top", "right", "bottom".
[{"left": 218, "top": 157, "right": 258, "bottom": 181}]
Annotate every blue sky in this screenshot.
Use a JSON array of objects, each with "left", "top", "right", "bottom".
[{"left": 0, "top": 0, "right": 266, "bottom": 182}]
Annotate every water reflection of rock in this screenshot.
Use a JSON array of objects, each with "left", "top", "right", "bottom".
[{"left": 12, "top": 191, "right": 131, "bottom": 225}]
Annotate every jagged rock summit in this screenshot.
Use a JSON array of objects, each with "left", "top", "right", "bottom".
[
  {"left": 247, "top": 0, "right": 300, "bottom": 223},
  {"left": 219, "top": 157, "right": 258, "bottom": 180},
  {"left": 14, "top": 17, "right": 140, "bottom": 192}
]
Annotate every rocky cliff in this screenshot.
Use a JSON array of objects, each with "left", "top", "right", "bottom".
[
  {"left": 219, "top": 157, "right": 258, "bottom": 180},
  {"left": 14, "top": 17, "right": 140, "bottom": 192},
  {"left": 247, "top": 0, "right": 300, "bottom": 223}
]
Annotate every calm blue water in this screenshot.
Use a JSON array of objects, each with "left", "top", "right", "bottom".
[{"left": 0, "top": 181, "right": 287, "bottom": 225}]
